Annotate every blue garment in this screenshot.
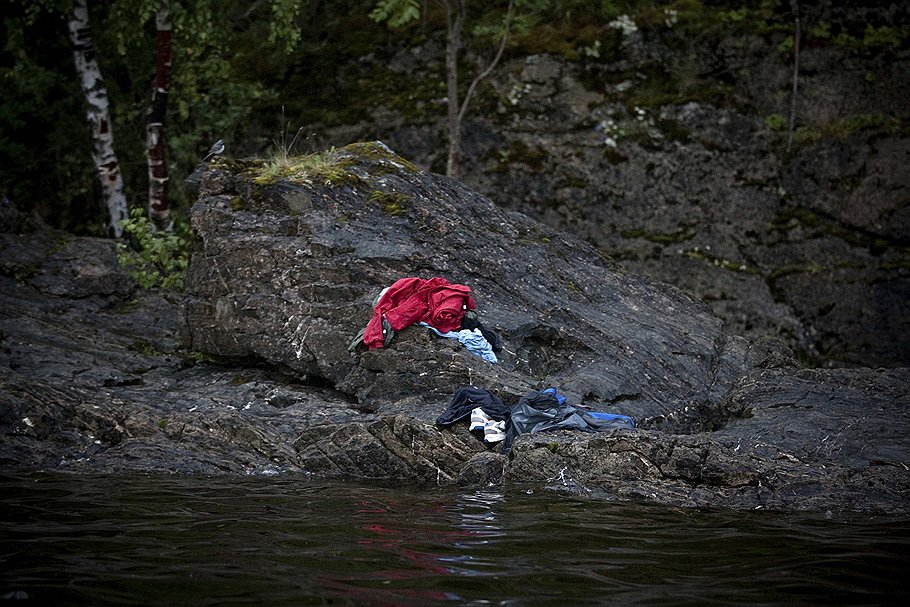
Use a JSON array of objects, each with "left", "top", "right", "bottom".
[
  {"left": 587, "top": 411, "right": 636, "bottom": 427},
  {"left": 502, "top": 390, "right": 635, "bottom": 452},
  {"left": 542, "top": 388, "right": 634, "bottom": 426},
  {"left": 542, "top": 387, "right": 566, "bottom": 405},
  {"left": 419, "top": 322, "right": 498, "bottom": 363}
]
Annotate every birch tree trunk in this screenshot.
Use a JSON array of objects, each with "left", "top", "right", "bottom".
[
  {"left": 67, "top": 0, "right": 128, "bottom": 237},
  {"left": 147, "top": 0, "right": 173, "bottom": 232}
]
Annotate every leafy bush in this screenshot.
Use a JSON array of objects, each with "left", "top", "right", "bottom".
[{"left": 117, "top": 207, "right": 189, "bottom": 290}]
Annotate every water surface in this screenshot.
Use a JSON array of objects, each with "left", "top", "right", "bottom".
[{"left": 2, "top": 473, "right": 907, "bottom": 605}]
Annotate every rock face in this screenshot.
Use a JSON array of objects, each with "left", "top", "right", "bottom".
[
  {"left": 1, "top": 146, "right": 908, "bottom": 514},
  {"left": 298, "top": 24, "right": 910, "bottom": 369}
]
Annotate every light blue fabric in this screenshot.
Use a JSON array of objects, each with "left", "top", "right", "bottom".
[
  {"left": 419, "top": 322, "right": 498, "bottom": 363},
  {"left": 587, "top": 411, "right": 636, "bottom": 427}
]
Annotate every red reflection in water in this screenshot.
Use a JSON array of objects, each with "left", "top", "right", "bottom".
[{"left": 316, "top": 498, "right": 483, "bottom": 606}]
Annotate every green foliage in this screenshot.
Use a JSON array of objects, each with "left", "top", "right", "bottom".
[
  {"left": 262, "top": 148, "right": 329, "bottom": 180},
  {"left": 832, "top": 113, "right": 903, "bottom": 136},
  {"left": 268, "top": 0, "right": 305, "bottom": 53},
  {"left": 777, "top": 34, "right": 794, "bottom": 54},
  {"left": 369, "top": 0, "right": 421, "bottom": 28},
  {"left": 112, "top": 0, "right": 275, "bottom": 212},
  {"left": 1, "top": 2, "right": 103, "bottom": 232},
  {"left": 2, "top": 0, "right": 282, "bottom": 234},
  {"left": 769, "top": 113, "right": 905, "bottom": 150},
  {"left": 252, "top": 141, "right": 419, "bottom": 188},
  {"left": 808, "top": 21, "right": 831, "bottom": 40},
  {"left": 0, "top": 0, "right": 292, "bottom": 236},
  {"left": 268, "top": 113, "right": 307, "bottom": 166},
  {"left": 253, "top": 146, "right": 365, "bottom": 188},
  {"left": 802, "top": 20, "right": 905, "bottom": 50},
  {"left": 764, "top": 114, "right": 787, "bottom": 131},
  {"left": 117, "top": 208, "right": 189, "bottom": 290},
  {"left": 720, "top": 7, "right": 749, "bottom": 23},
  {"left": 2, "top": 0, "right": 907, "bottom": 239},
  {"left": 180, "top": 350, "right": 223, "bottom": 366},
  {"left": 473, "top": 0, "right": 551, "bottom": 41},
  {"left": 856, "top": 25, "right": 902, "bottom": 48}
]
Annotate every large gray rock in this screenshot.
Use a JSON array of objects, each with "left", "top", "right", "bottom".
[
  {"left": 301, "top": 26, "right": 910, "bottom": 369},
  {"left": 182, "top": 141, "right": 756, "bottom": 428},
  {"left": 1, "top": 150, "right": 907, "bottom": 514}
]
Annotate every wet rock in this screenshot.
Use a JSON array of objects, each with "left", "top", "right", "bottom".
[{"left": 505, "top": 366, "right": 910, "bottom": 513}]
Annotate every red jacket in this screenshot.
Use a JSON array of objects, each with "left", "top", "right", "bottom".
[{"left": 363, "top": 277, "right": 476, "bottom": 349}]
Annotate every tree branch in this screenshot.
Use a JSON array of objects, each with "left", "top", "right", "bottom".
[{"left": 458, "top": 0, "right": 513, "bottom": 124}]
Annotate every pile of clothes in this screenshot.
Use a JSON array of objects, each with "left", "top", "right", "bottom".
[
  {"left": 350, "top": 277, "right": 501, "bottom": 362},
  {"left": 436, "top": 386, "right": 636, "bottom": 452}
]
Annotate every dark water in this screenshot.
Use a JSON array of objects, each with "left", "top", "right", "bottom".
[{"left": 1, "top": 473, "right": 907, "bottom": 606}]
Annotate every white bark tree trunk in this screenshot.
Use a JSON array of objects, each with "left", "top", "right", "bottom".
[
  {"left": 147, "top": 0, "right": 173, "bottom": 232},
  {"left": 67, "top": 0, "right": 128, "bottom": 237}
]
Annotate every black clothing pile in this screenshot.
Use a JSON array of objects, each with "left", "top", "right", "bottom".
[{"left": 436, "top": 387, "right": 636, "bottom": 452}]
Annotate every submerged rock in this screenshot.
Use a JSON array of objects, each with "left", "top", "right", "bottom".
[{"left": 1, "top": 144, "right": 907, "bottom": 514}]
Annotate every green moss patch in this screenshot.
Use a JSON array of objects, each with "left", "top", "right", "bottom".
[{"left": 368, "top": 190, "right": 410, "bottom": 216}]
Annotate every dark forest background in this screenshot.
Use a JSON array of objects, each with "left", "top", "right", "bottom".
[{"left": 6, "top": 0, "right": 900, "bottom": 232}]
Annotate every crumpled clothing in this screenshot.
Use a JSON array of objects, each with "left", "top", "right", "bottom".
[
  {"left": 460, "top": 310, "right": 502, "bottom": 353},
  {"left": 587, "top": 411, "right": 636, "bottom": 425},
  {"left": 419, "top": 322, "right": 498, "bottom": 363},
  {"left": 363, "top": 277, "right": 475, "bottom": 350},
  {"left": 541, "top": 386, "right": 566, "bottom": 405},
  {"left": 502, "top": 390, "right": 636, "bottom": 452},
  {"left": 541, "top": 388, "right": 635, "bottom": 427},
  {"left": 436, "top": 387, "right": 509, "bottom": 427}
]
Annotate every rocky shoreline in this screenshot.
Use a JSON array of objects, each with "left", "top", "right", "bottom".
[{"left": 1, "top": 145, "right": 908, "bottom": 514}]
